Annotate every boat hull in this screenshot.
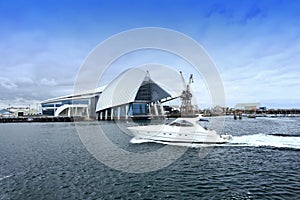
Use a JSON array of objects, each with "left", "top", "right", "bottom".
[{"left": 128, "top": 126, "right": 231, "bottom": 144}]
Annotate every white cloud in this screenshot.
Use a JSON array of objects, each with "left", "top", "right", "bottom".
[
  {"left": 40, "top": 78, "right": 57, "bottom": 86},
  {"left": 16, "top": 77, "right": 35, "bottom": 85},
  {"left": 0, "top": 1, "right": 299, "bottom": 109},
  {"left": 0, "top": 77, "right": 17, "bottom": 89}
]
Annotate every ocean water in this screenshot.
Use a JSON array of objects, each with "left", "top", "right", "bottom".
[{"left": 0, "top": 117, "right": 300, "bottom": 199}]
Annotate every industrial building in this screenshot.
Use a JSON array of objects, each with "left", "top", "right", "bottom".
[{"left": 41, "top": 68, "right": 174, "bottom": 120}]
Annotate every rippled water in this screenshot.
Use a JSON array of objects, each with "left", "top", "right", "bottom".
[{"left": 0, "top": 117, "right": 300, "bottom": 199}]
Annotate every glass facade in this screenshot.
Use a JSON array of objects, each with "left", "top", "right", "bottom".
[
  {"left": 128, "top": 103, "right": 148, "bottom": 115},
  {"left": 41, "top": 104, "right": 62, "bottom": 108},
  {"left": 42, "top": 109, "right": 55, "bottom": 116},
  {"left": 61, "top": 100, "right": 89, "bottom": 105},
  {"left": 120, "top": 106, "right": 126, "bottom": 117}
]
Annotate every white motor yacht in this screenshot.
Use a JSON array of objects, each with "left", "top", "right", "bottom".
[{"left": 128, "top": 116, "right": 232, "bottom": 144}]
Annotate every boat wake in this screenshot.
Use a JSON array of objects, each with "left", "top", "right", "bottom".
[
  {"left": 228, "top": 133, "right": 300, "bottom": 149},
  {"left": 130, "top": 137, "right": 151, "bottom": 144},
  {"left": 130, "top": 133, "right": 300, "bottom": 149},
  {"left": 0, "top": 174, "right": 12, "bottom": 181}
]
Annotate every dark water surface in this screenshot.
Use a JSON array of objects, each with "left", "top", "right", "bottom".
[{"left": 0, "top": 117, "right": 300, "bottom": 199}]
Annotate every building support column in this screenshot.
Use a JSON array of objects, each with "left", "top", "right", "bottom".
[
  {"left": 68, "top": 107, "right": 71, "bottom": 117},
  {"left": 117, "top": 107, "right": 120, "bottom": 120},
  {"left": 125, "top": 105, "right": 129, "bottom": 119},
  {"left": 87, "top": 107, "right": 89, "bottom": 119},
  {"left": 148, "top": 103, "right": 152, "bottom": 116},
  {"left": 105, "top": 110, "right": 108, "bottom": 120},
  {"left": 160, "top": 103, "right": 164, "bottom": 116},
  {"left": 154, "top": 102, "right": 158, "bottom": 116}
]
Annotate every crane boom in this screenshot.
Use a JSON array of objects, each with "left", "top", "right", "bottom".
[
  {"left": 189, "top": 74, "right": 193, "bottom": 84},
  {"left": 179, "top": 71, "right": 187, "bottom": 90}
]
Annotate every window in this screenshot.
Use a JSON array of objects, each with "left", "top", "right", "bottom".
[
  {"left": 169, "top": 119, "right": 194, "bottom": 127},
  {"left": 130, "top": 103, "right": 148, "bottom": 115}
]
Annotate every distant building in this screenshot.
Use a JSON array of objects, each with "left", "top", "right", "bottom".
[
  {"left": 40, "top": 87, "right": 104, "bottom": 118},
  {"left": 210, "top": 105, "right": 228, "bottom": 116},
  {"left": 41, "top": 68, "right": 173, "bottom": 120},
  {"left": 234, "top": 102, "right": 261, "bottom": 111},
  {"left": 0, "top": 109, "right": 13, "bottom": 117},
  {"left": 5, "top": 107, "right": 38, "bottom": 117}
]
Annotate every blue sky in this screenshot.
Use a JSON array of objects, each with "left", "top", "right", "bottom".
[{"left": 0, "top": 0, "right": 299, "bottom": 108}]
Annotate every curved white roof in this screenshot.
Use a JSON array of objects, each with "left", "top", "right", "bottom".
[
  {"left": 96, "top": 68, "right": 146, "bottom": 112},
  {"left": 96, "top": 68, "right": 171, "bottom": 112},
  {"left": 41, "top": 85, "right": 105, "bottom": 104}
]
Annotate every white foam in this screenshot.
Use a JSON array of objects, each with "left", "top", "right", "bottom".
[
  {"left": 130, "top": 134, "right": 300, "bottom": 149},
  {"left": 229, "top": 134, "right": 300, "bottom": 149},
  {"left": 130, "top": 137, "right": 151, "bottom": 144},
  {"left": 0, "top": 175, "right": 12, "bottom": 181}
]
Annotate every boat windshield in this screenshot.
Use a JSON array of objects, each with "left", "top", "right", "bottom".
[{"left": 169, "top": 119, "right": 194, "bottom": 127}]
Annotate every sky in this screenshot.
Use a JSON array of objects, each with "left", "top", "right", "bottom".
[{"left": 0, "top": 0, "right": 300, "bottom": 109}]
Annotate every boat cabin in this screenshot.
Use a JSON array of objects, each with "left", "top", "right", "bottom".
[{"left": 169, "top": 119, "right": 194, "bottom": 127}]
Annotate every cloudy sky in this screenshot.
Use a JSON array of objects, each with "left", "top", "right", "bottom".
[{"left": 0, "top": 0, "right": 299, "bottom": 109}]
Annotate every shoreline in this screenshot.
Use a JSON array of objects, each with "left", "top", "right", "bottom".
[{"left": 0, "top": 116, "right": 87, "bottom": 123}]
